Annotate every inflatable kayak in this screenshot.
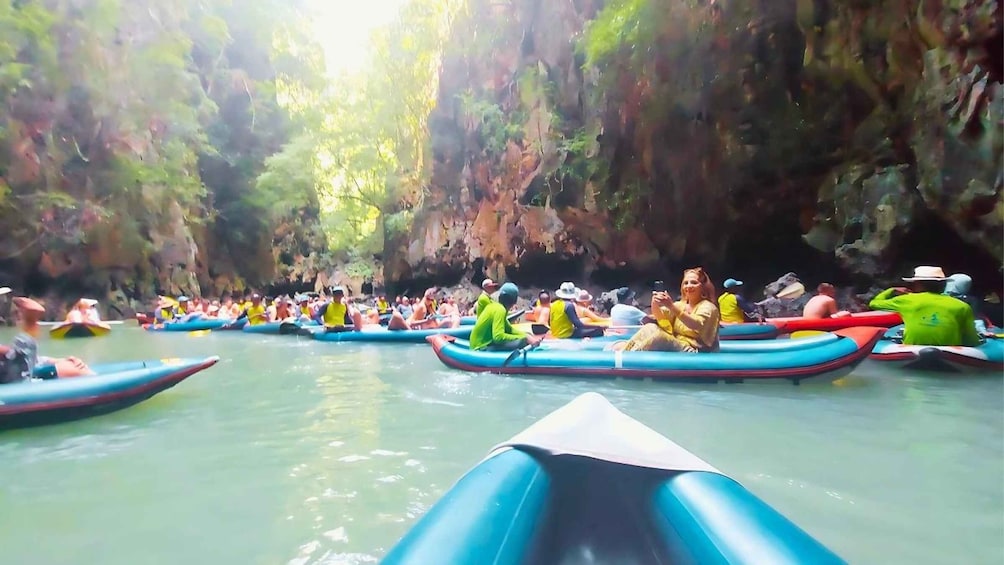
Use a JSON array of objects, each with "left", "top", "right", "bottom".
[
  {"left": 770, "top": 310, "right": 902, "bottom": 333},
  {"left": 241, "top": 320, "right": 318, "bottom": 335},
  {"left": 0, "top": 357, "right": 219, "bottom": 429},
  {"left": 313, "top": 325, "right": 474, "bottom": 343},
  {"left": 144, "top": 318, "right": 229, "bottom": 332},
  {"left": 427, "top": 326, "right": 882, "bottom": 384},
  {"left": 384, "top": 392, "right": 845, "bottom": 564},
  {"left": 48, "top": 321, "right": 112, "bottom": 339},
  {"left": 530, "top": 331, "right": 847, "bottom": 354},
  {"left": 870, "top": 325, "right": 1003, "bottom": 372},
  {"left": 515, "top": 321, "right": 781, "bottom": 341}
]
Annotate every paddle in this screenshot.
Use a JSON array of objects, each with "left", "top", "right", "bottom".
[
  {"left": 279, "top": 321, "right": 302, "bottom": 335},
  {"left": 774, "top": 281, "right": 806, "bottom": 300},
  {"left": 503, "top": 340, "right": 540, "bottom": 367}
]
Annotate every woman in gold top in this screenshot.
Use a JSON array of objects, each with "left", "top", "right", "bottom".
[{"left": 615, "top": 268, "right": 721, "bottom": 353}]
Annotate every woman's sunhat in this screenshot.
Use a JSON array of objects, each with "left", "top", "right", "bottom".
[
  {"left": 554, "top": 282, "right": 578, "bottom": 300},
  {"left": 902, "top": 266, "right": 948, "bottom": 282},
  {"left": 575, "top": 289, "right": 594, "bottom": 303}
]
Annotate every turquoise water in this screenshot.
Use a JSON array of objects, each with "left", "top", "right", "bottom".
[{"left": 0, "top": 327, "right": 1001, "bottom": 564}]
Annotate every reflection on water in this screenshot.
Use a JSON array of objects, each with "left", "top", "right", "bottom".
[{"left": 0, "top": 328, "right": 1000, "bottom": 565}]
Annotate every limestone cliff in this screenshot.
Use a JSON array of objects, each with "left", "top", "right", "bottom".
[{"left": 387, "top": 0, "right": 1002, "bottom": 290}]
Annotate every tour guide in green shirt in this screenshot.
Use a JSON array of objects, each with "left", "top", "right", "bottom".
[
  {"left": 469, "top": 283, "right": 543, "bottom": 351},
  {"left": 869, "top": 265, "right": 982, "bottom": 347}
]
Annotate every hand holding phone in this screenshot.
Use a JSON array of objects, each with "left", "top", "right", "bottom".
[{"left": 652, "top": 280, "right": 665, "bottom": 292}]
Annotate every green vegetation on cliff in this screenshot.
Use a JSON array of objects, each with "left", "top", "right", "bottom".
[{"left": 0, "top": 0, "right": 327, "bottom": 300}]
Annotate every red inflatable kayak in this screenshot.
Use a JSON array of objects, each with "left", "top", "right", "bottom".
[{"left": 770, "top": 310, "right": 902, "bottom": 333}]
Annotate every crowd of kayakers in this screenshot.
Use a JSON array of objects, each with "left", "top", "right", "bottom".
[
  {"left": 467, "top": 265, "right": 997, "bottom": 352},
  {"left": 0, "top": 263, "right": 997, "bottom": 386}
]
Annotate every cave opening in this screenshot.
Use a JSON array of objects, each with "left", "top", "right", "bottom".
[
  {"left": 389, "top": 266, "right": 467, "bottom": 298},
  {"left": 891, "top": 211, "right": 1002, "bottom": 295},
  {"left": 589, "top": 266, "right": 664, "bottom": 291},
  {"left": 263, "top": 280, "right": 316, "bottom": 298},
  {"left": 505, "top": 254, "right": 586, "bottom": 290}
]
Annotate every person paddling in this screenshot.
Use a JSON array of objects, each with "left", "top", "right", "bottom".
[
  {"left": 869, "top": 266, "right": 981, "bottom": 347},
  {"left": 315, "top": 286, "right": 363, "bottom": 331},
  {"left": 548, "top": 282, "right": 604, "bottom": 339},
  {"left": 469, "top": 283, "right": 542, "bottom": 351}
]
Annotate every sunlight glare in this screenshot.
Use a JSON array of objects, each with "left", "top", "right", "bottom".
[{"left": 307, "top": 0, "right": 410, "bottom": 75}]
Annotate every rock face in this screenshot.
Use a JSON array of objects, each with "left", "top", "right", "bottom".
[{"left": 387, "top": 0, "right": 1003, "bottom": 290}]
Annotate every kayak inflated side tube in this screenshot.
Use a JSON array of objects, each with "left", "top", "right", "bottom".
[
  {"left": 650, "top": 472, "right": 845, "bottom": 564},
  {"left": 428, "top": 327, "right": 883, "bottom": 383},
  {"left": 145, "top": 319, "right": 229, "bottom": 332},
  {"left": 313, "top": 326, "right": 473, "bottom": 343},
  {"left": 382, "top": 448, "right": 550, "bottom": 565},
  {"left": 1, "top": 357, "right": 218, "bottom": 429}
]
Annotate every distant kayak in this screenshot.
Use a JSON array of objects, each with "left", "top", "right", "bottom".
[
  {"left": 383, "top": 392, "right": 845, "bottom": 564},
  {"left": 771, "top": 310, "right": 903, "bottom": 333},
  {"left": 427, "top": 327, "right": 883, "bottom": 384},
  {"left": 313, "top": 325, "right": 473, "bottom": 343},
  {"left": 48, "top": 322, "right": 112, "bottom": 339},
  {"left": 242, "top": 320, "right": 318, "bottom": 335},
  {"left": 1, "top": 357, "right": 218, "bottom": 429},
  {"left": 144, "top": 319, "right": 229, "bottom": 332}
]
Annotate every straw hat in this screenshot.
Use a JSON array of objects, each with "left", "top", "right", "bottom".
[
  {"left": 902, "top": 266, "right": 948, "bottom": 282},
  {"left": 13, "top": 296, "right": 45, "bottom": 313},
  {"left": 555, "top": 282, "right": 578, "bottom": 300},
  {"left": 575, "top": 289, "right": 594, "bottom": 303}
]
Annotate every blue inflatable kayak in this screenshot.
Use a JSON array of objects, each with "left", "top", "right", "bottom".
[
  {"left": 313, "top": 325, "right": 473, "bottom": 343},
  {"left": 1, "top": 357, "right": 219, "bottom": 429},
  {"left": 144, "top": 319, "right": 229, "bottom": 332},
  {"left": 242, "top": 320, "right": 319, "bottom": 335},
  {"left": 427, "top": 327, "right": 882, "bottom": 384},
  {"left": 870, "top": 325, "right": 1003, "bottom": 372},
  {"left": 384, "top": 392, "right": 845, "bottom": 564}
]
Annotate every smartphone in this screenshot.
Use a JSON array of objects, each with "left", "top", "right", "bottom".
[{"left": 652, "top": 280, "right": 665, "bottom": 292}]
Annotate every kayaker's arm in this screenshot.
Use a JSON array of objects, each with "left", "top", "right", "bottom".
[
  {"left": 960, "top": 305, "right": 983, "bottom": 347},
  {"left": 868, "top": 288, "right": 904, "bottom": 311},
  {"left": 668, "top": 300, "right": 715, "bottom": 332},
  {"left": 492, "top": 309, "right": 527, "bottom": 344}
]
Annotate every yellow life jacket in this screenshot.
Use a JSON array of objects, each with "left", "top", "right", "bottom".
[
  {"left": 300, "top": 305, "right": 311, "bottom": 317},
  {"left": 549, "top": 299, "right": 574, "bottom": 339},
  {"left": 246, "top": 304, "right": 266, "bottom": 325},
  {"left": 322, "top": 301, "right": 348, "bottom": 326},
  {"left": 376, "top": 298, "right": 389, "bottom": 314},
  {"left": 718, "top": 293, "right": 744, "bottom": 324},
  {"left": 159, "top": 307, "right": 174, "bottom": 321}
]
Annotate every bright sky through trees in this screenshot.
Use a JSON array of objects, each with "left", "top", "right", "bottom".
[{"left": 308, "top": 0, "right": 409, "bottom": 74}]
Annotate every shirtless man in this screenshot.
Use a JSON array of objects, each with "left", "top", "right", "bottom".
[
  {"left": 436, "top": 296, "right": 462, "bottom": 328},
  {"left": 802, "top": 283, "right": 850, "bottom": 319},
  {"left": 389, "top": 289, "right": 442, "bottom": 330}
]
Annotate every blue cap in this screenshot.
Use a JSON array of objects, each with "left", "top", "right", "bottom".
[
  {"left": 177, "top": 295, "right": 190, "bottom": 302},
  {"left": 723, "top": 278, "right": 743, "bottom": 289},
  {"left": 498, "top": 282, "right": 519, "bottom": 298}
]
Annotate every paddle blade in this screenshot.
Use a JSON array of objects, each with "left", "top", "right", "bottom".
[
  {"left": 188, "top": 330, "right": 211, "bottom": 337},
  {"left": 531, "top": 324, "right": 549, "bottom": 335},
  {"left": 776, "top": 282, "right": 806, "bottom": 300},
  {"left": 507, "top": 309, "right": 526, "bottom": 323},
  {"left": 502, "top": 348, "right": 523, "bottom": 367},
  {"left": 790, "top": 330, "right": 827, "bottom": 340},
  {"left": 279, "top": 322, "right": 301, "bottom": 335}
]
